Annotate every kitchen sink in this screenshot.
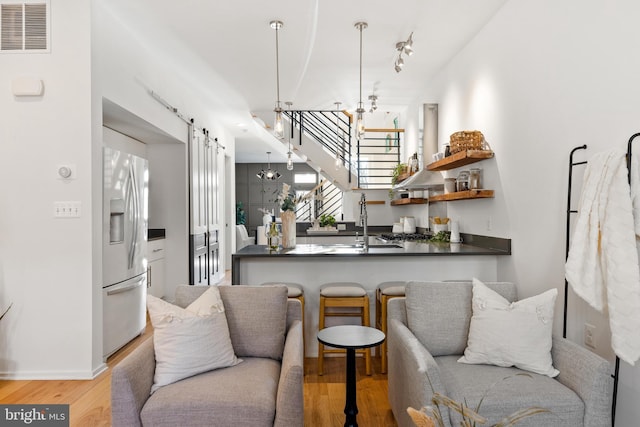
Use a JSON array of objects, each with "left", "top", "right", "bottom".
[{"left": 287, "top": 243, "right": 402, "bottom": 255}]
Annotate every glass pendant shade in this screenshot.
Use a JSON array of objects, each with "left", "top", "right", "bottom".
[
  {"left": 356, "top": 105, "right": 365, "bottom": 139},
  {"left": 273, "top": 108, "right": 284, "bottom": 139},
  {"left": 354, "top": 22, "right": 367, "bottom": 140},
  {"left": 287, "top": 154, "right": 293, "bottom": 170}
]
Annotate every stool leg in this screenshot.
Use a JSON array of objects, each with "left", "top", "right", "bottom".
[
  {"left": 318, "top": 295, "right": 326, "bottom": 376},
  {"left": 363, "top": 295, "right": 371, "bottom": 376},
  {"left": 375, "top": 288, "right": 382, "bottom": 331},
  {"left": 380, "top": 294, "right": 388, "bottom": 374}
]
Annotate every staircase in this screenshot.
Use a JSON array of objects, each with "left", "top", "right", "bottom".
[
  {"left": 283, "top": 110, "right": 401, "bottom": 189},
  {"left": 253, "top": 109, "right": 401, "bottom": 217}
]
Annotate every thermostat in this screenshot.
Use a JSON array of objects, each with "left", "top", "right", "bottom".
[{"left": 57, "top": 164, "right": 76, "bottom": 180}]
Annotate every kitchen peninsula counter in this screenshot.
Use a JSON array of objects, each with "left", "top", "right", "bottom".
[{"left": 232, "top": 234, "right": 510, "bottom": 356}]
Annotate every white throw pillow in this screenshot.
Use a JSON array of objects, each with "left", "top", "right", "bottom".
[
  {"left": 147, "top": 287, "right": 241, "bottom": 394},
  {"left": 458, "top": 278, "right": 559, "bottom": 377}
]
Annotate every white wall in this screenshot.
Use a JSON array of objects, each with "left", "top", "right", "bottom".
[
  {"left": 0, "top": 0, "right": 97, "bottom": 378},
  {"left": 94, "top": 2, "right": 236, "bottom": 292},
  {"left": 408, "top": 0, "right": 640, "bottom": 423},
  {"left": 0, "top": 0, "right": 237, "bottom": 379}
]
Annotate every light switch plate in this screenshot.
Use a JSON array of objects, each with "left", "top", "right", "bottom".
[{"left": 54, "top": 201, "right": 81, "bottom": 218}]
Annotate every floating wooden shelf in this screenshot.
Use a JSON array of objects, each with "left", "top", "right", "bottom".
[
  {"left": 395, "top": 171, "right": 412, "bottom": 182},
  {"left": 427, "top": 150, "right": 494, "bottom": 171},
  {"left": 390, "top": 198, "right": 427, "bottom": 206},
  {"left": 428, "top": 190, "right": 494, "bottom": 203},
  {"left": 365, "top": 200, "right": 386, "bottom": 205}
]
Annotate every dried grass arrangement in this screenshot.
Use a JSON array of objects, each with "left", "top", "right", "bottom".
[{"left": 407, "top": 373, "right": 548, "bottom": 427}]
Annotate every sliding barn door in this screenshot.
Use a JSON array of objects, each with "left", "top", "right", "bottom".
[{"left": 188, "top": 126, "right": 222, "bottom": 285}]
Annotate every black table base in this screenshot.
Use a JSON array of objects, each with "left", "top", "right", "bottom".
[{"left": 345, "top": 348, "right": 357, "bottom": 426}]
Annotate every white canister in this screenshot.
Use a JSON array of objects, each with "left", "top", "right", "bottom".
[
  {"left": 444, "top": 178, "right": 456, "bottom": 194},
  {"left": 403, "top": 216, "right": 416, "bottom": 233},
  {"left": 432, "top": 223, "right": 448, "bottom": 234}
]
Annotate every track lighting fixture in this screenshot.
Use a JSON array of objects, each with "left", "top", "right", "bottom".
[
  {"left": 257, "top": 151, "right": 281, "bottom": 180},
  {"left": 271, "top": 20, "right": 285, "bottom": 139},
  {"left": 368, "top": 94, "right": 378, "bottom": 113},
  {"left": 394, "top": 32, "right": 414, "bottom": 73}
]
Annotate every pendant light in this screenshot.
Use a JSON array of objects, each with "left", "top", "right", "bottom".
[
  {"left": 354, "top": 22, "right": 367, "bottom": 140},
  {"left": 334, "top": 101, "right": 342, "bottom": 169},
  {"left": 285, "top": 101, "right": 294, "bottom": 170},
  {"left": 271, "top": 20, "right": 285, "bottom": 139},
  {"left": 257, "top": 151, "right": 281, "bottom": 180}
]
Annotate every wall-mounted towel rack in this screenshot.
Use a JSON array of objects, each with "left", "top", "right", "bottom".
[{"left": 565, "top": 133, "right": 640, "bottom": 426}]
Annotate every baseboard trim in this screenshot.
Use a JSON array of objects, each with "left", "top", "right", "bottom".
[{"left": 0, "top": 363, "right": 107, "bottom": 380}]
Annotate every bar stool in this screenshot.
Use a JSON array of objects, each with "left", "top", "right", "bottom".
[
  {"left": 375, "top": 281, "right": 406, "bottom": 373},
  {"left": 260, "top": 282, "right": 305, "bottom": 348},
  {"left": 318, "top": 282, "right": 371, "bottom": 376}
]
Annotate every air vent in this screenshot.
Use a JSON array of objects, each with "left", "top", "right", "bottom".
[{"left": 1, "top": 1, "right": 49, "bottom": 53}]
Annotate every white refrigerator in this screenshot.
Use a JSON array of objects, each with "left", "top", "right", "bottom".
[{"left": 102, "top": 147, "right": 148, "bottom": 358}]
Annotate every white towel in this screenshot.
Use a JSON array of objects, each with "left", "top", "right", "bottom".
[{"left": 565, "top": 149, "right": 640, "bottom": 365}]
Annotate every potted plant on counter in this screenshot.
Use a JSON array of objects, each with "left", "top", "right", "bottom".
[{"left": 319, "top": 214, "right": 336, "bottom": 229}]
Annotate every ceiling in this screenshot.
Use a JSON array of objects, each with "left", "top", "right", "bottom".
[{"left": 102, "top": 0, "right": 508, "bottom": 163}]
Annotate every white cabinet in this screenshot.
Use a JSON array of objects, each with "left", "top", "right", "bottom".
[{"left": 147, "top": 239, "right": 165, "bottom": 298}]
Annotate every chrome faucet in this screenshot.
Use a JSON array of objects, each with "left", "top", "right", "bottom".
[{"left": 358, "top": 193, "right": 368, "bottom": 251}]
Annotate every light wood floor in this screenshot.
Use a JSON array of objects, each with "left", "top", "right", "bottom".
[{"left": 0, "top": 289, "right": 398, "bottom": 426}]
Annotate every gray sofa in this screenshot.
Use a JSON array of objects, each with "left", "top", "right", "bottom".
[
  {"left": 388, "top": 281, "right": 613, "bottom": 427},
  {"left": 111, "top": 285, "right": 304, "bottom": 427}
]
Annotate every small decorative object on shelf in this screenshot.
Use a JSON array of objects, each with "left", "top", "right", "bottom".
[
  {"left": 469, "top": 168, "right": 482, "bottom": 189},
  {"left": 392, "top": 163, "right": 409, "bottom": 186},
  {"left": 449, "top": 130, "right": 486, "bottom": 153}
]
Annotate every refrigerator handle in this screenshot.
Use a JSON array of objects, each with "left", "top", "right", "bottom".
[
  {"left": 106, "top": 276, "right": 145, "bottom": 296},
  {"left": 127, "top": 163, "right": 140, "bottom": 270}
]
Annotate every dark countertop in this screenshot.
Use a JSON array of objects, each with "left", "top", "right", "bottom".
[{"left": 234, "top": 233, "right": 510, "bottom": 258}]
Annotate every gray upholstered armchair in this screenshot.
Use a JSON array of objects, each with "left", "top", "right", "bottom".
[
  {"left": 387, "top": 281, "right": 613, "bottom": 427},
  {"left": 111, "top": 285, "right": 304, "bottom": 427}
]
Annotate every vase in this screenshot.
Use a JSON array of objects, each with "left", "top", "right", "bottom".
[{"left": 280, "top": 210, "right": 296, "bottom": 249}]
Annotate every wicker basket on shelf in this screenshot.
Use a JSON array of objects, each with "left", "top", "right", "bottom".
[{"left": 449, "top": 130, "right": 486, "bottom": 153}]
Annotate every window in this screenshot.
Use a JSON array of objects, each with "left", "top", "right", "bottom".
[{"left": 294, "top": 173, "right": 316, "bottom": 184}]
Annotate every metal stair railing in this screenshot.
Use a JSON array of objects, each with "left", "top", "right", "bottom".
[
  {"left": 357, "top": 129, "right": 402, "bottom": 189},
  {"left": 317, "top": 178, "right": 343, "bottom": 219},
  {"left": 284, "top": 110, "right": 403, "bottom": 190},
  {"left": 286, "top": 110, "right": 353, "bottom": 183}
]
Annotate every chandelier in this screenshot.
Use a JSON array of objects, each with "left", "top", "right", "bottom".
[{"left": 257, "top": 151, "right": 281, "bottom": 180}]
